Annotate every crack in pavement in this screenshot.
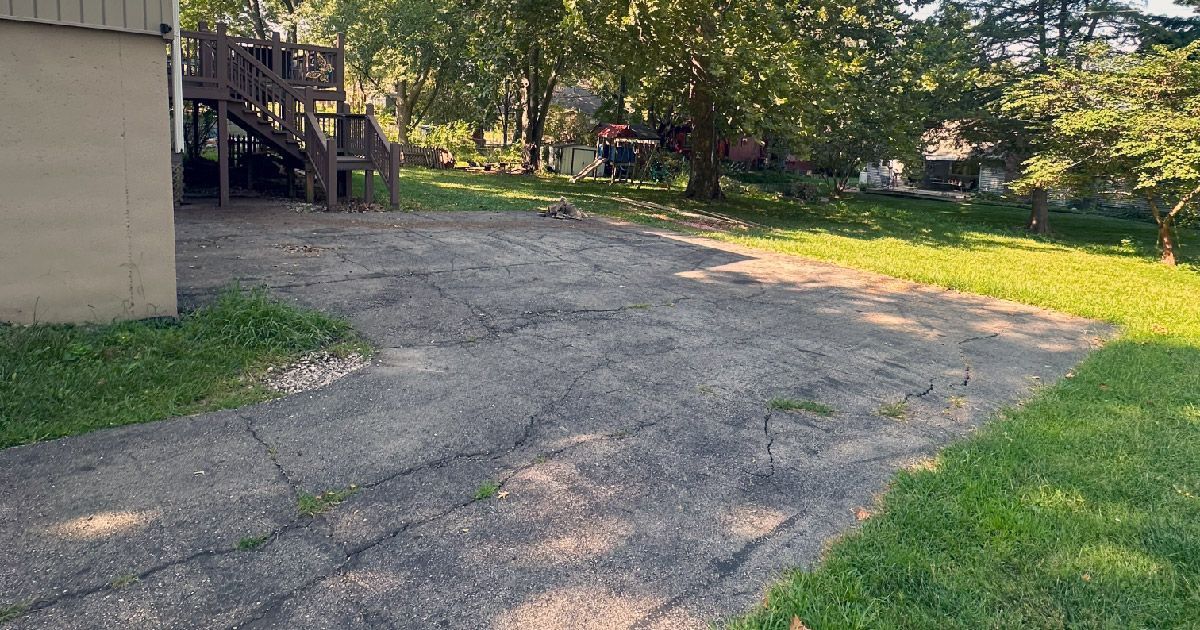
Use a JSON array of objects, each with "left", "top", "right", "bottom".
[
  {"left": 750, "top": 410, "right": 777, "bottom": 479},
  {"left": 233, "top": 408, "right": 662, "bottom": 630}
]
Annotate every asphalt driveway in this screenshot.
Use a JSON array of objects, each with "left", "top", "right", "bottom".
[{"left": 0, "top": 202, "right": 1108, "bottom": 629}]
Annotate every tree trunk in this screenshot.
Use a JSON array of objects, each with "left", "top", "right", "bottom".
[
  {"left": 518, "top": 73, "right": 536, "bottom": 170},
  {"left": 685, "top": 79, "right": 722, "bottom": 200},
  {"left": 394, "top": 81, "right": 413, "bottom": 145},
  {"left": 1158, "top": 218, "right": 1177, "bottom": 266},
  {"left": 1027, "top": 187, "right": 1049, "bottom": 234},
  {"left": 1148, "top": 197, "right": 1178, "bottom": 266}
]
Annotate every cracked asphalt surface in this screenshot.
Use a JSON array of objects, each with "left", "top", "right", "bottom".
[{"left": 0, "top": 202, "right": 1110, "bottom": 629}]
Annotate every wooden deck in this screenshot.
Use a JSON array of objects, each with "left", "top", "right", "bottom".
[{"left": 173, "top": 23, "right": 397, "bottom": 210}]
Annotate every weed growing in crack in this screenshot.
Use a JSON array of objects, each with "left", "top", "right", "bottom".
[
  {"left": 475, "top": 480, "right": 500, "bottom": 500},
  {"left": 769, "top": 398, "right": 835, "bottom": 416},
  {"left": 237, "top": 534, "right": 269, "bottom": 551},
  {"left": 110, "top": 574, "right": 138, "bottom": 589},
  {"left": 948, "top": 395, "right": 968, "bottom": 409},
  {"left": 297, "top": 486, "right": 358, "bottom": 516},
  {"left": 697, "top": 384, "right": 717, "bottom": 396},
  {"left": 878, "top": 400, "right": 909, "bottom": 420},
  {"left": 0, "top": 602, "right": 28, "bottom": 623},
  {"left": 627, "top": 303, "right": 652, "bottom": 309}
]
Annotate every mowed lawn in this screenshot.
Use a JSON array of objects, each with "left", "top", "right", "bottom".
[{"left": 366, "top": 168, "right": 1200, "bottom": 627}]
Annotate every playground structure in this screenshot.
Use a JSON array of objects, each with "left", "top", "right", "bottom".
[{"left": 570, "top": 124, "right": 668, "bottom": 188}]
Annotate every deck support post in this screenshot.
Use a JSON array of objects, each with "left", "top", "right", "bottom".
[
  {"left": 305, "top": 167, "right": 314, "bottom": 203},
  {"left": 364, "top": 169, "right": 374, "bottom": 205},
  {"left": 217, "top": 100, "right": 230, "bottom": 206},
  {"left": 327, "top": 146, "right": 338, "bottom": 211},
  {"left": 390, "top": 144, "right": 400, "bottom": 208}
]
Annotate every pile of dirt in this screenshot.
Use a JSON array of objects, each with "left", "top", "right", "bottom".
[
  {"left": 539, "top": 197, "right": 585, "bottom": 220},
  {"left": 262, "top": 351, "right": 368, "bottom": 395}
]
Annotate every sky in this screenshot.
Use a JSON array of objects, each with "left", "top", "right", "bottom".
[
  {"left": 1142, "top": 0, "right": 1198, "bottom": 16},
  {"left": 914, "top": 0, "right": 1198, "bottom": 19}
]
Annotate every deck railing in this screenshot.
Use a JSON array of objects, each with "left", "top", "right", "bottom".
[{"left": 179, "top": 23, "right": 343, "bottom": 96}]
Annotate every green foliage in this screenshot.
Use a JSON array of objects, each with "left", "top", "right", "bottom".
[
  {"left": 474, "top": 480, "right": 500, "bottom": 500},
  {"left": 769, "top": 398, "right": 835, "bottom": 416},
  {"left": 297, "top": 486, "right": 359, "bottom": 516},
  {"left": 0, "top": 602, "right": 28, "bottom": 623},
  {"left": 1004, "top": 43, "right": 1200, "bottom": 260},
  {"left": 0, "top": 285, "right": 364, "bottom": 448},
  {"left": 412, "top": 121, "right": 478, "bottom": 158},
  {"left": 543, "top": 105, "right": 594, "bottom": 145},
  {"left": 237, "top": 535, "right": 269, "bottom": 551}
]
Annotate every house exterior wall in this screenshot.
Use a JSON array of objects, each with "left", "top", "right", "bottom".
[
  {"left": 859, "top": 161, "right": 904, "bottom": 188},
  {"left": 0, "top": 19, "right": 177, "bottom": 324},
  {"left": 979, "top": 164, "right": 1009, "bottom": 194},
  {"left": 1, "top": 0, "right": 174, "bottom": 36}
]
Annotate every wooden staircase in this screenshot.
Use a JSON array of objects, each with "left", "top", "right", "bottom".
[{"left": 174, "top": 23, "right": 399, "bottom": 209}]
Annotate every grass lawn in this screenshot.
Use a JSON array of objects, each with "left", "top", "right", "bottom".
[
  {"left": 0, "top": 286, "right": 366, "bottom": 449},
  {"left": 364, "top": 168, "right": 1200, "bottom": 627}
]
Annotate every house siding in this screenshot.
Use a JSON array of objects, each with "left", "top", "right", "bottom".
[
  {"left": 0, "top": 19, "right": 177, "bottom": 324},
  {"left": 1, "top": 0, "right": 173, "bottom": 36},
  {"left": 979, "top": 164, "right": 1008, "bottom": 193}
]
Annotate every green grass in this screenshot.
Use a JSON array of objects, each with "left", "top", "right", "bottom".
[
  {"left": 0, "top": 602, "right": 28, "bottom": 623},
  {"left": 0, "top": 285, "right": 366, "bottom": 449},
  {"left": 474, "top": 480, "right": 500, "bottom": 500},
  {"left": 236, "top": 534, "right": 269, "bottom": 551},
  {"left": 359, "top": 168, "right": 1200, "bottom": 627},
  {"left": 109, "top": 574, "right": 138, "bottom": 589},
  {"left": 876, "top": 400, "right": 909, "bottom": 420},
  {"left": 296, "top": 486, "right": 359, "bottom": 516},
  {"left": 769, "top": 398, "right": 836, "bottom": 416}
]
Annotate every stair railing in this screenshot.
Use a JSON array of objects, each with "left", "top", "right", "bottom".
[
  {"left": 365, "top": 104, "right": 401, "bottom": 206},
  {"left": 223, "top": 41, "right": 336, "bottom": 205}
]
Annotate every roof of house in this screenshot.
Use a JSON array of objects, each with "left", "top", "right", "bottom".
[{"left": 594, "top": 123, "right": 659, "bottom": 141}]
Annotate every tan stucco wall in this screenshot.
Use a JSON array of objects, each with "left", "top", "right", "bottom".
[{"left": 0, "top": 19, "right": 177, "bottom": 324}]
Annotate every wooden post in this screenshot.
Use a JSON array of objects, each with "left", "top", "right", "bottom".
[
  {"left": 335, "top": 33, "right": 345, "bottom": 92},
  {"left": 217, "top": 100, "right": 230, "bottom": 206},
  {"left": 305, "top": 167, "right": 314, "bottom": 203},
  {"left": 327, "top": 146, "right": 338, "bottom": 210},
  {"left": 364, "top": 170, "right": 374, "bottom": 205},
  {"left": 215, "top": 24, "right": 228, "bottom": 95},
  {"left": 271, "top": 32, "right": 282, "bottom": 76},
  {"left": 390, "top": 144, "right": 400, "bottom": 208},
  {"left": 190, "top": 101, "right": 199, "bottom": 158}
]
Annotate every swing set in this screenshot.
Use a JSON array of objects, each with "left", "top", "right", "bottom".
[{"left": 570, "top": 124, "right": 673, "bottom": 188}]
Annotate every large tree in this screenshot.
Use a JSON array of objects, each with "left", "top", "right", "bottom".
[
  {"left": 305, "top": 0, "right": 475, "bottom": 143},
  {"left": 619, "top": 0, "right": 829, "bottom": 199},
  {"left": 949, "top": 0, "right": 1151, "bottom": 233},
  {"left": 1004, "top": 42, "right": 1200, "bottom": 265}
]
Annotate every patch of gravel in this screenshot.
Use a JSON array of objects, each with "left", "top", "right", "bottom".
[
  {"left": 273, "top": 243, "right": 329, "bottom": 256},
  {"left": 262, "top": 351, "right": 368, "bottom": 395}
]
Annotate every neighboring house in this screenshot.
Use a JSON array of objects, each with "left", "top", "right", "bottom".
[
  {"left": 0, "top": 0, "right": 180, "bottom": 324},
  {"left": 860, "top": 160, "right": 906, "bottom": 189},
  {"left": 725, "top": 137, "right": 766, "bottom": 166},
  {"left": 858, "top": 124, "right": 1012, "bottom": 194}
]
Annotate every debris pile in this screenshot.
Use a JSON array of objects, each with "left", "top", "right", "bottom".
[
  {"left": 262, "top": 351, "right": 368, "bottom": 395},
  {"left": 539, "top": 197, "right": 585, "bottom": 220}
]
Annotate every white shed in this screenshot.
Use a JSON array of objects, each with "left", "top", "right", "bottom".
[{"left": 550, "top": 144, "right": 598, "bottom": 177}]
